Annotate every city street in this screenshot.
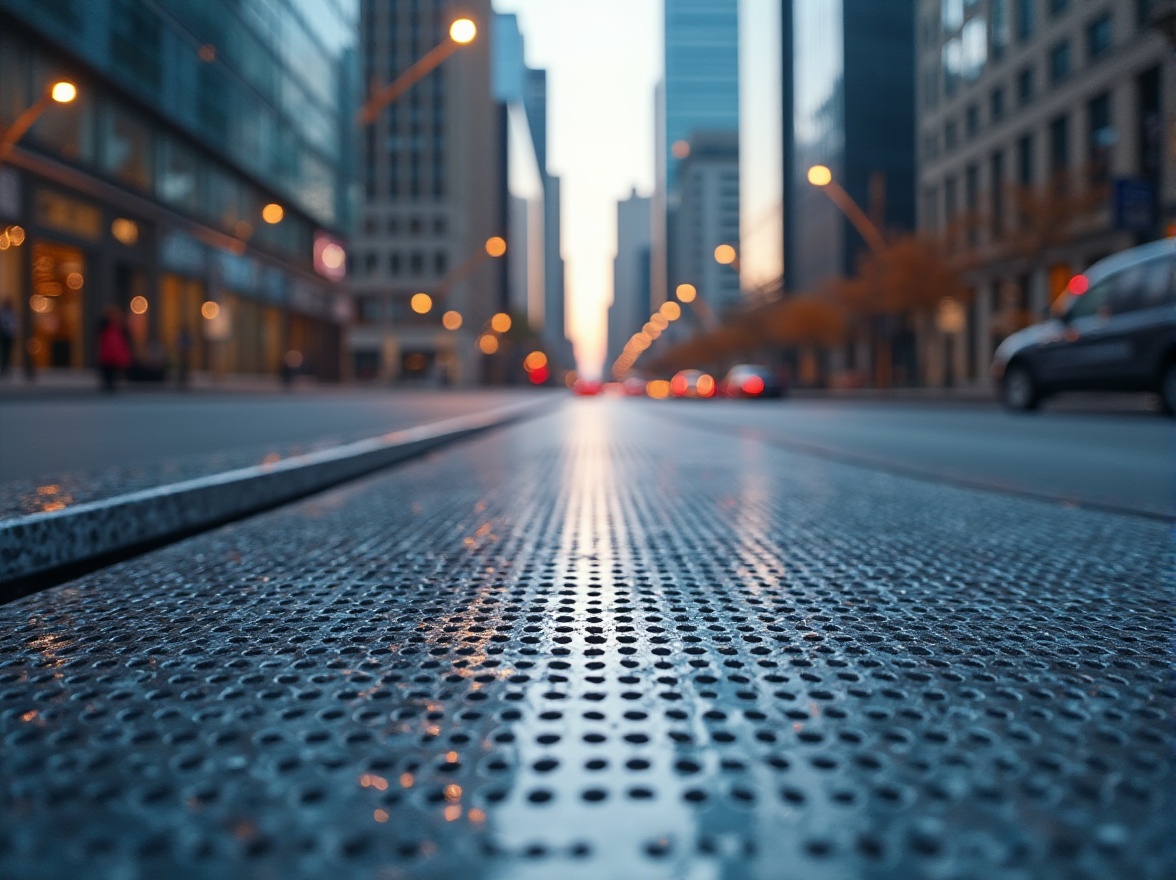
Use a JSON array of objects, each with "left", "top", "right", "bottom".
[
  {"left": 0, "top": 389, "right": 544, "bottom": 518},
  {"left": 0, "top": 398, "right": 1170, "bottom": 878}
]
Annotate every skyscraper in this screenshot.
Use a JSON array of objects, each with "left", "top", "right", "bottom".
[
  {"left": 654, "top": 0, "right": 740, "bottom": 313},
  {"left": 350, "top": 0, "right": 502, "bottom": 384},
  {"left": 609, "top": 190, "right": 651, "bottom": 372},
  {"left": 0, "top": 0, "right": 357, "bottom": 380},
  {"left": 784, "top": 0, "right": 916, "bottom": 293}
]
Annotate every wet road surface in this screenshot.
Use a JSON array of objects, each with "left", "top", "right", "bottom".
[{"left": 0, "top": 400, "right": 1170, "bottom": 878}]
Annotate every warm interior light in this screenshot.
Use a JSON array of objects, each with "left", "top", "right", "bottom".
[
  {"left": 676, "top": 283, "right": 696, "bottom": 303},
  {"left": 450, "top": 18, "right": 477, "bottom": 44},
  {"left": 201, "top": 301, "right": 220, "bottom": 320},
  {"left": 490, "top": 312, "right": 511, "bottom": 333},
  {"left": 411, "top": 292, "right": 433, "bottom": 314},
  {"left": 807, "top": 164, "right": 833, "bottom": 187},
  {"left": 50, "top": 81, "right": 77, "bottom": 104},
  {"left": 262, "top": 203, "right": 285, "bottom": 224},
  {"left": 111, "top": 218, "right": 139, "bottom": 245},
  {"left": 442, "top": 310, "right": 463, "bottom": 330},
  {"left": 485, "top": 236, "right": 507, "bottom": 258},
  {"left": 660, "top": 301, "right": 682, "bottom": 321},
  {"left": 714, "top": 244, "right": 737, "bottom": 265},
  {"left": 129, "top": 296, "right": 148, "bottom": 315},
  {"left": 478, "top": 334, "right": 499, "bottom": 354}
]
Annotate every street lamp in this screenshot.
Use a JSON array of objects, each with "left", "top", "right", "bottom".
[
  {"left": 0, "top": 80, "right": 78, "bottom": 166},
  {"left": 806, "top": 164, "right": 886, "bottom": 254},
  {"left": 357, "top": 18, "right": 478, "bottom": 126}
]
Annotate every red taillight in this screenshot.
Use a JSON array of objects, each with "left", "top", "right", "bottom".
[
  {"left": 742, "top": 376, "right": 765, "bottom": 395},
  {"left": 1068, "top": 274, "right": 1089, "bottom": 295},
  {"left": 670, "top": 375, "right": 688, "bottom": 396}
]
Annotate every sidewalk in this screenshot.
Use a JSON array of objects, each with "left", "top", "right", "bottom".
[{"left": 0, "top": 367, "right": 326, "bottom": 397}]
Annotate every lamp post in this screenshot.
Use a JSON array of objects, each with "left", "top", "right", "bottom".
[
  {"left": 0, "top": 81, "right": 78, "bottom": 167},
  {"left": 357, "top": 18, "right": 477, "bottom": 126},
  {"left": 807, "top": 164, "right": 892, "bottom": 387},
  {"left": 806, "top": 165, "right": 886, "bottom": 254}
]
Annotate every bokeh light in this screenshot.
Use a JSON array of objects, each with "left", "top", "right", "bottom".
[
  {"left": 485, "top": 236, "right": 507, "bottom": 258},
  {"left": 50, "top": 81, "right": 77, "bottom": 103},
  {"left": 478, "top": 334, "right": 499, "bottom": 354},
  {"left": 442, "top": 310, "right": 463, "bottom": 330},
  {"left": 450, "top": 18, "right": 477, "bottom": 44},
  {"left": 201, "top": 301, "right": 220, "bottom": 320},
  {"left": 646, "top": 379, "right": 671, "bottom": 399},
  {"left": 524, "top": 351, "right": 548, "bottom": 372},
  {"left": 671, "top": 140, "right": 691, "bottom": 159},
  {"left": 807, "top": 164, "right": 833, "bottom": 187},
  {"left": 697, "top": 374, "right": 716, "bottom": 397},
  {"left": 129, "top": 296, "right": 148, "bottom": 315},
  {"left": 659, "top": 301, "right": 681, "bottom": 321},
  {"left": 714, "top": 244, "right": 737, "bottom": 265},
  {"left": 411, "top": 293, "right": 433, "bottom": 314},
  {"left": 676, "top": 283, "right": 696, "bottom": 303},
  {"left": 262, "top": 203, "right": 285, "bottom": 224},
  {"left": 490, "top": 312, "right": 511, "bottom": 333}
]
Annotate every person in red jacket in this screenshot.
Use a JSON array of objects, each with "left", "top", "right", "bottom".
[{"left": 97, "top": 305, "right": 133, "bottom": 392}]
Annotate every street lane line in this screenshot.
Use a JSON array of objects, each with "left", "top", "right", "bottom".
[{"left": 0, "top": 399, "right": 554, "bottom": 593}]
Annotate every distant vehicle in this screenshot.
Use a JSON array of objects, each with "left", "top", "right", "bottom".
[
  {"left": 621, "top": 375, "right": 647, "bottom": 397},
  {"left": 992, "top": 239, "right": 1176, "bottom": 414},
  {"left": 720, "top": 364, "right": 785, "bottom": 399},
  {"left": 670, "top": 369, "right": 716, "bottom": 398},
  {"left": 572, "top": 377, "right": 603, "bottom": 396}
]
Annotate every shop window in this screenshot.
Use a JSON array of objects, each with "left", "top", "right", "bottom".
[
  {"left": 101, "top": 103, "right": 153, "bottom": 191},
  {"left": 158, "top": 137, "right": 201, "bottom": 212},
  {"left": 28, "top": 241, "right": 86, "bottom": 369}
]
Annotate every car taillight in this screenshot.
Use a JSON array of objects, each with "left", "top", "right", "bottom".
[
  {"left": 670, "top": 376, "right": 688, "bottom": 396},
  {"left": 742, "top": 376, "right": 765, "bottom": 395}
]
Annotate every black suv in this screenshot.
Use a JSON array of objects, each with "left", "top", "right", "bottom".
[{"left": 992, "top": 240, "right": 1176, "bottom": 414}]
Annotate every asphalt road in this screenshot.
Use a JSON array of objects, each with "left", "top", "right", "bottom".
[
  {"left": 654, "top": 398, "right": 1175, "bottom": 518},
  {"left": 2, "top": 401, "right": 1169, "bottom": 878},
  {"left": 0, "top": 389, "right": 546, "bottom": 518}
]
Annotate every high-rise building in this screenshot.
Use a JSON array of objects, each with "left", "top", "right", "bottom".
[
  {"left": 350, "top": 0, "right": 502, "bottom": 384},
  {"left": 916, "top": 0, "right": 1172, "bottom": 385},
  {"left": 608, "top": 189, "right": 651, "bottom": 371},
  {"left": 784, "top": 0, "right": 916, "bottom": 294},
  {"left": 0, "top": 0, "right": 357, "bottom": 380},
  {"left": 674, "top": 132, "right": 741, "bottom": 319},
  {"left": 654, "top": 0, "right": 740, "bottom": 313}
]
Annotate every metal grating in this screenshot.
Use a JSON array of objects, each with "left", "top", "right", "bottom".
[{"left": 0, "top": 403, "right": 1172, "bottom": 879}]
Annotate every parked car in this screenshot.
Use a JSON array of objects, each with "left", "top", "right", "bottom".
[
  {"left": 992, "top": 239, "right": 1176, "bottom": 414},
  {"left": 720, "top": 364, "right": 785, "bottom": 399},
  {"left": 670, "top": 369, "right": 716, "bottom": 398}
]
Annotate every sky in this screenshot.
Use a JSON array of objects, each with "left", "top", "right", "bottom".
[{"left": 491, "top": 0, "right": 662, "bottom": 377}]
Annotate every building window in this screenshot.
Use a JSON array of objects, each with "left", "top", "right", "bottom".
[
  {"left": 945, "top": 174, "right": 959, "bottom": 248},
  {"left": 1086, "top": 14, "right": 1112, "bottom": 60},
  {"left": 409, "top": 217, "right": 422, "bottom": 235},
  {"left": 390, "top": 252, "right": 402, "bottom": 275},
  {"left": 1016, "top": 0, "right": 1035, "bottom": 41},
  {"left": 410, "top": 251, "right": 423, "bottom": 275},
  {"left": 966, "top": 103, "right": 980, "bottom": 137},
  {"left": 945, "top": 119, "right": 959, "bottom": 152},
  {"left": 1048, "top": 0, "right": 1068, "bottom": 15},
  {"left": 364, "top": 252, "right": 377, "bottom": 275},
  {"left": 1016, "top": 66, "right": 1034, "bottom": 105},
  {"left": 433, "top": 217, "right": 447, "bottom": 235},
  {"left": 991, "top": 0, "right": 1010, "bottom": 59},
  {"left": 1138, "top": 0, "right": 1157, "bottom": 29},
  {"left": 1049, "top": 41, "right": 1070, "bottom": 84},
  {"left": 965, "top": 163, "right": 980, "bottom": 244},
  {"left": 1049, "top": 114, "right": 1070, "bottom": 180},
  {"left": 990, "top": 150, "right": 1005, "bottom": 238},
  {"left": 1017, "top": 133, "right": 1035, "bottom": 185},
  {"left": 388, "top": 217, "right": 400, "bottom": 235},
  {"left": 434, "top": 251, "right": 447, "bottom": 275},
  {"left": 923, "top": 185, "right": 940, "bottom": 231},
  {"left": 1087, "top": 92, "right": 1112, "bottom": 186},
  {"left": 990, "top": 86, "right": 1005, "bottom": 122}
]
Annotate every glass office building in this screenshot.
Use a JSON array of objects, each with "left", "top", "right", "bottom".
[
  {"left": 787, "top": 0, "right": 915, "bottom": 292},
  {"left": 0, "top": 0, "right": 357, "bottom": 380}
]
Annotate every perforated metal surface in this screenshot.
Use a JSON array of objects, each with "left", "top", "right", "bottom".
[{"left": 1, "top": 402, "right": 1172, "bottom": 879}]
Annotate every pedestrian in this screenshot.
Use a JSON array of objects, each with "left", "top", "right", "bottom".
[
  {"left": 97, "top": 305, "right": 132, "bottom": 392},
  {"left": 0, "top": 299, "right": 16, "bottom": 379}
]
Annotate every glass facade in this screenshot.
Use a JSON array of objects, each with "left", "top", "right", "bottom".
[
  {"left": 663, "top": 0, "right": 739, "bottom": 190},
  {"left": 0, "top": 0, "right": 357, "bottom": 379},
  {"left": 786, "top": 0, "right": 916, "bottom": 291}
]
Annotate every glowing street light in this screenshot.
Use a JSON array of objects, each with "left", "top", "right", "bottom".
[
  {"left": 358, "top": 18, "right": 479, "bottom": 126},
  {"left": 714, "top": 244, "right": 737, "bottom": 266},
  {"left": 442, "top": 310, "right": 463, "bottom": 330},
  {"left": 261, "top": 203, "right": 285, "bottom": 224},
  {"left": 0, "top": 80, "right": 79, "bottom": 166},
  {"left": 485, "top": 236, "right": 507, "bottom": 258},
  {"left": 490, "top": 313, "right": 512, "bottom": 334},
  {"left": 676, "top": 283, "right": 697, "bottom": 303},
  {"left": 411, "top": 292, "right": 433, "bottom": 314},
  {"left": 806, "top": 164, "right": 886, "bottom": 254}
]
